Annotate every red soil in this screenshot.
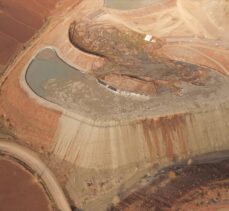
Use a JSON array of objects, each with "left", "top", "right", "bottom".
[
  {"left": 0, "top": 31, "right": 20, "bottom": 65},
  {"left": 0, "top": 0, "right": 44, "bottom": 29},
  {"left": 0, "top": 65, "right": 4, "bottom": 75},
  {"left": 34, "top": 0, "right": 58, "bottom": 8},
  {"left": 0, "top": 157, "right": 53, "bottom": 211},
  {"left": 6, "top": 0, "right": 50, "bottom": 17},
  {"left": 0, "top": 0, "right": 59, "bottom": 69},
  {"left": 0, "top": 13, "right": 35, "bottom": 42},
  {"left": 0, "top": 59, "right": 61, "bottom": 150}
]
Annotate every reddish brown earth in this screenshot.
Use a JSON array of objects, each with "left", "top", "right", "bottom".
[
  {"left": 0, "top": 57, "right": 61, "bottom": 150},
  {"left": 0, "top": 32, "right": 19, "bottom": 64},
  {"left": 0, "top": 0, "right": 84, "bottom": 151},
  {"left": 0, "top": 156, "right": 53, "bottom": 211},
  {"left": 0, "top": 0, "right": 66, "bottom": 147},
  {"left": 70, "top": 20, "right": 212, "bottom": 96},
  {"left": 111, "top": 158, "right": 229, "bottom": 211},
  {"left": 0, "top": 0, "right": 60, "bottom": 71}
]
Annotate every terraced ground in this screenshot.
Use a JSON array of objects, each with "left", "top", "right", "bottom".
[{"left": 0, "top": 0, "right": 59, "bottom": 74}]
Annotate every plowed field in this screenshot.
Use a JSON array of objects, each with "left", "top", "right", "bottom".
[
  {"left": 0, "top": 157, "right": 53, "bottom": 211},
  {"left": 0, "top": 0, "right": 59, "bottom": 71}
]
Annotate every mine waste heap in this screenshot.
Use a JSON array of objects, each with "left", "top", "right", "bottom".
[{"left": 0, "top": 0, "right": 229, "bottom": 210}]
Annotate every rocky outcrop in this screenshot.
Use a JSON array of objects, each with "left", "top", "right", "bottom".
[
  {"left": 69, "top": 20, "right": 210, "bottom": 96},
  {"left": 0, "top": 0, "right": 61, "bottom": 72},
  {"left": 106, "top": 0, "right": 229, "bottom": 77}
]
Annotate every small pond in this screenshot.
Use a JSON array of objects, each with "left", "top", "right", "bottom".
[
  {"left": 104, "top": 0, "right": 160, "bottom": 10},
  {"left": 25, "top": 48, "right": 226, "bottom": 121}
]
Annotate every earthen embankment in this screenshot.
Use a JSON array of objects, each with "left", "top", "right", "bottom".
[{"left": 0, "top": 1, "right": 228, "bottom": 209}]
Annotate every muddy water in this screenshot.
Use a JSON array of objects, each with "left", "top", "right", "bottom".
[
  {"left": 25, "top": 48, "right": 229, "bottom": 121},
  {"left": 25, "top": 48, "right": 79, "bottom": 99},
  {"left": 25, "top": 48, "right": 121, "bottom": 116},
  {"left": 0, "top": 157, "right": 53, "bottom": 211},
  {"left": 25, "top": 48, "right": 146, "bottom": 118},
  {"left": 104, "top": 0, "right": 160, "bottom": 9}
]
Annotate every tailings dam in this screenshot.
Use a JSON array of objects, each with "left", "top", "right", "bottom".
[{"left": 0, "top": 0, "right": 229, "bottom": 210}]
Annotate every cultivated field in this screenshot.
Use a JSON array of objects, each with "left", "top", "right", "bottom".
[{"left": 0, "top": 0, "right": 59, "bottom": 73}]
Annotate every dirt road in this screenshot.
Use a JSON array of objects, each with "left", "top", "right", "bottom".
[{"left": 0, "top": 140, "right": 71, "bottom": 211}]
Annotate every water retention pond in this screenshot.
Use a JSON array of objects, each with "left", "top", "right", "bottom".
[
  {"left": 104, "top": 0, "right": 160, "bottom": 10},
  {"left": 25, "top": 48, "right": 145, "bottom": 119}
]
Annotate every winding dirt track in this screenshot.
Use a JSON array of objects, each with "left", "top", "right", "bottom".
[{"left": 0, "top": 140, "right": 71, "bottom": 211}]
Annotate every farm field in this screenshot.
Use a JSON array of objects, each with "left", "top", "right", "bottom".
[{"left": 0, "top": 0, "right": 59, "bottom": 73}]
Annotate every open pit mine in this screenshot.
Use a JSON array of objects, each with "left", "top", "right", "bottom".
[{"left": 0, "top": 0, "right": 229, "bottom": 210}]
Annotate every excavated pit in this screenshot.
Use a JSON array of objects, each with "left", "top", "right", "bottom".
[{"left": 111, "top": 153, "right": 229, "bottom": 211}]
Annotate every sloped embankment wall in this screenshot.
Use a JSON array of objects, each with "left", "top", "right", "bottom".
[{"left": 52, "top": 102, "right": 229, "bottom": 169}]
